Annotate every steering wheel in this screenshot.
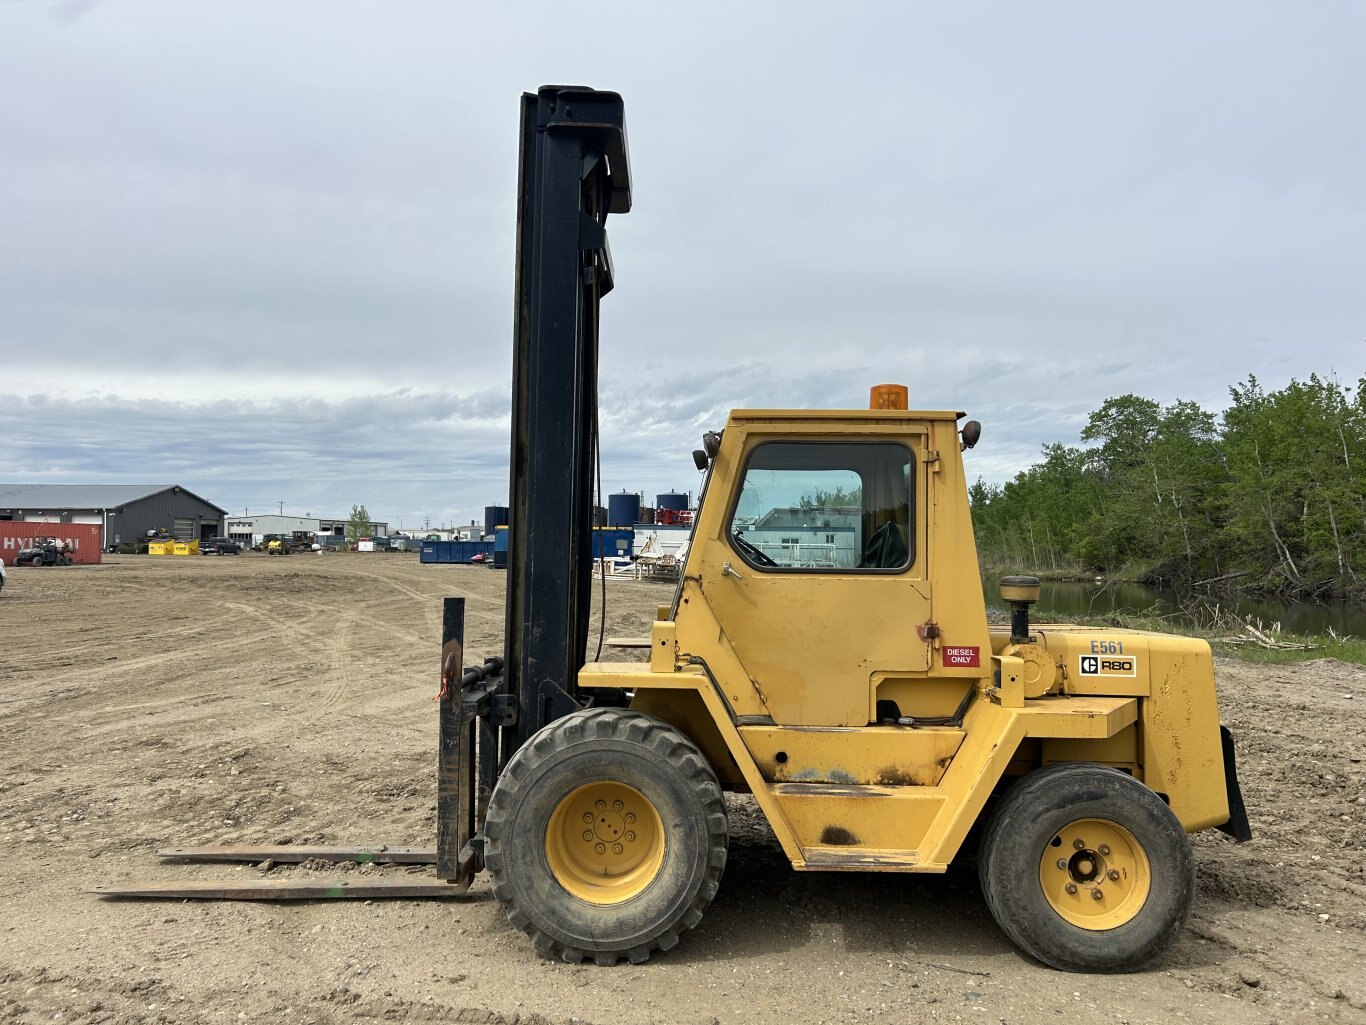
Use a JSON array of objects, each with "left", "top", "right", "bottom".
[{"left": 732, "top": 531, "right": 779, "bottom": 567}]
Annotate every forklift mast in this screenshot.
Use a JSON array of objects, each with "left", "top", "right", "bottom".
[
  {"left": 504, "top": 85, "right": 632, "bottom": 752},
  {"left": 434, "top": 87, "right": 631, "bottom": 885}
]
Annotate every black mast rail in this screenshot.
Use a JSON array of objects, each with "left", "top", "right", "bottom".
[{"left": 504, "top": 86, "right": 632, "bottom": 754}]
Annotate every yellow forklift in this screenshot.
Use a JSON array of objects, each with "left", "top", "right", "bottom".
[
  {"left": 435, "top": 86, "right": 1247, "bottom": 972},
  {"left": 97, "top": 86, "right": 1248, "bottom": 974}
]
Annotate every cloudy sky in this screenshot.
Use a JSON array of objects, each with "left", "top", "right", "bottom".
[{"left": 2, "top": 1, "right": 1362, "bottom": 530}]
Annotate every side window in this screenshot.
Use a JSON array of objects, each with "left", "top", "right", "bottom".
[{"left": 728, "top": 442, "right": 913, "bottom": 571}]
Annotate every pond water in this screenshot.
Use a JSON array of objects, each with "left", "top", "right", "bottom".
[{"left": 984, "top": 577, "right": 1366, "bottom": 638}]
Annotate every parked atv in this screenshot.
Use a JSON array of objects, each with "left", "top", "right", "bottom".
[{"left": 14, "top": 539, "right": 73, "bottom": 567}]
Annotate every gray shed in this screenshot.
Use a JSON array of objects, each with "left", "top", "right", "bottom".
[{"left": 0, "top": 484, "right": 228, "bottom": 548}]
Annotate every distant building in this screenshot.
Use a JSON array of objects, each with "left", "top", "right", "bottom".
[
  {"left": 740, "top": 505, "right": 860, "bottom": 568},
  {"left": 0, "top": 483, "right": 227, "bottom": 547},
  {"left": 222, "top": 513, "right": 390, "bottom": 547}
]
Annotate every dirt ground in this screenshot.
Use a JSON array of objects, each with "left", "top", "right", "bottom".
[{"left": 2, "top": 554, "right": 1364, "bottom": 1025}]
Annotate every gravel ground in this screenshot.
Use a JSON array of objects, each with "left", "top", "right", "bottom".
[{"left": 1, "top": 554, "right": 1363, "bottom": 1024}]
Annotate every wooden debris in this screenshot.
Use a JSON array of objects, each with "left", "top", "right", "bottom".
[{"left": 1215, "top": 617, "right": 1315, "bottom": 651}]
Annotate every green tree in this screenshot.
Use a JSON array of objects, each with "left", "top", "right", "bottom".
[
  {"left": 798, "top": 485, "right": 862, "bottom": 510},
  {"left": 961, "top": 370, "right": 1364, "bottom": 595},
  {"left": 1222, "top": 374, "right": 1365, "bottom": 590},
  {"left": 346, "top": 504, "right": 374, "bottom": 543},
  {"left": 1077, "top": 395, "right": 1225, "bottom": 580},
  {"left": 970, "top": 444, "right": 1099, "bottom": 571}
]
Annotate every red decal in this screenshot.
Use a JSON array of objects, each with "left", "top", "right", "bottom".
[{"left": 944, "top": 646, "right": 980, "bottom": 668}]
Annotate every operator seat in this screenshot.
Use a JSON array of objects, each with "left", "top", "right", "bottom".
[{"left": 860, "top": 522, "right": 908, "bottom": 569}]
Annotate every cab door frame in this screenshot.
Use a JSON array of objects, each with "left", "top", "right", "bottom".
[{"left": 691, "top": 420, "right": 932, "bottom": 727}]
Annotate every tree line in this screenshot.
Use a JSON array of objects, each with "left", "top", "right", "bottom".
[{"left": 969, "top": 372, "right": 1365, "bottom": 598}]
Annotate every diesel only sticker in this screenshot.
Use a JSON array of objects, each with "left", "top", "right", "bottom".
[
  {"left": 943, "top": 646, "right": 980, "bottom": 668},
  {"left": 1079, "top": 653, "right": 1137, "bottom": 677}
]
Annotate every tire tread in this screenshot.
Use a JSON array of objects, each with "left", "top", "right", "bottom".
[
  {"left": 978, "top": 763, "right": 1194, "bottom": 973},
  {"left": 485, "top": 708, "right": 728, "bottom": 965}
]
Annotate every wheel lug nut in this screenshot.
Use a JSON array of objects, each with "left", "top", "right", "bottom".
[
  {"left": 582, "top": 830, "right": 593, "bottom": 842},
  {"left": 582, "top": 812, "right": 593, "bottom": 823},
  {"left": 1065, "top": 883, "right": 1077, "bottom": 895},
  {"left": 612, "top": 843, "right": 623, "bottom": 855},
  {"left": 1098, "top": 844, "right": 1111, "bottom": 856},
  {"left": 625, "top": 813, "right": 636, "bottom": 824},
  {"left": 1073, "top": 838, "right": 1086, "bottom": 850},
  {"left": 1091, "top": 889, "right": 1104, "bottom": 901},
  {"left": 1056, "top": 858, "right": 1067, "bottom": 870},
  {"left": 1108, "top": 869, "right": 1120, "bottom": 881},
  {"left": 594, "top": 843, "right": 605, "bottom": 854},
  {"left": 612, "top": 800, "right": 624, "bottom": 811},
  {"left": 595, "top": 800, "right": 606, "bottom": 810},
  {"left": 625, "top": 831, "right": 636, "bottom": 842}
]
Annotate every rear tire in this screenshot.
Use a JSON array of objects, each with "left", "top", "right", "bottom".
[
  {"left": 978, "top": 763, "right": 1194, "bottom": 973},
  {"left": 485, "top": 708, "right": 727, "bottom": 965}
]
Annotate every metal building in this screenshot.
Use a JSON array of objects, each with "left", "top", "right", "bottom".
[
  {"left": 0, "top": 484, "right": 228, "bottom": 548},
  {"left": 221, "top": 513, "right": 390, "bottom": 547}
]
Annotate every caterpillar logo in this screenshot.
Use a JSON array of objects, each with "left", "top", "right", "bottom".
[{"left": 1079, "top": 654, "right": 1137, "bottom": 677}]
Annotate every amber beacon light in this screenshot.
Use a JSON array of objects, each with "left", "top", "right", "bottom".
[{"left": 869, "top": 383, "right": 909, "bottom": 410}]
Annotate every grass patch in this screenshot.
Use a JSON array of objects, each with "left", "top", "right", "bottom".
[{"left": 1209, "top": 632, "right": 1366, "bottom": 666}]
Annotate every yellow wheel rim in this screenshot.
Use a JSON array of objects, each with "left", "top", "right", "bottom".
[
  {"left": 545, "top": 781, "right": 666, "bottom": 905},
  {"left": 1038, "top": 817, "right": 1151, "bottom": 931}
]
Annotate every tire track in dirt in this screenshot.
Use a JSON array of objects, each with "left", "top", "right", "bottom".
[
  {"left": 296, "top": 610, "right": 358, "bottom": 727},
  {"left": 0, "top": 618, "right": 288, "bottom": 741},
  {"left": 330, "top": 564, "right": 504, "bottom": 631}
]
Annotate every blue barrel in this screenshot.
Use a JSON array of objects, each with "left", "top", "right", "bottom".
[
  {"left": 484, "top": 505, "right": 509, "bottom": 539},
  {"left": 656, "top": 491, "right": 689, "bottom": 512},
  {"left": 607, "top": 491, "right": 641, "bottom": 527}
]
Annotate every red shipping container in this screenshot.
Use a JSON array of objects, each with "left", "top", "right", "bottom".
[{"left": 0, "top": 523, "right": 103, "bottom": 565}]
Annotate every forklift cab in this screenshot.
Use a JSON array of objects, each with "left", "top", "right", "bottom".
[{"left": 678, "top": 410, "right": 969, "bottom": 728}]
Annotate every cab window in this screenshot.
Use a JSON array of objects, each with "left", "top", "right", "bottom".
[{"left": 727, "top": 442, "right": 913, "bottom": 571}]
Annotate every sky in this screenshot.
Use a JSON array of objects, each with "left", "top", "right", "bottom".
[{"left": 2, "top": 1, "right": 1362, "bottom": 531}]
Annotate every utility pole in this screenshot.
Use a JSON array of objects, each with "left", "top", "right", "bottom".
[{"left": 278, "top": 501, "right": 284, "bottom": 515}]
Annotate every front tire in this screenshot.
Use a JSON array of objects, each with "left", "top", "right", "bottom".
[
  {"left": 979, "top": 763, "right": 1194, "bottom": 973},
  {"left": 485, "top": 708, "right": 728, "bottom": 965}
]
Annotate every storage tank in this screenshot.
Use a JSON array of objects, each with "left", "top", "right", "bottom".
[
  {"left": 484, "top": 504, "right": 510, "bottom": 539},
  {"left": 656, "top": 491, "right": 689, "bottom": 513},
  {"left": 638, "top": 506, "right": 655, "bottom": 525},
  {"left": 607, "top": 491, "right": 641, "bottom": 527}
]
